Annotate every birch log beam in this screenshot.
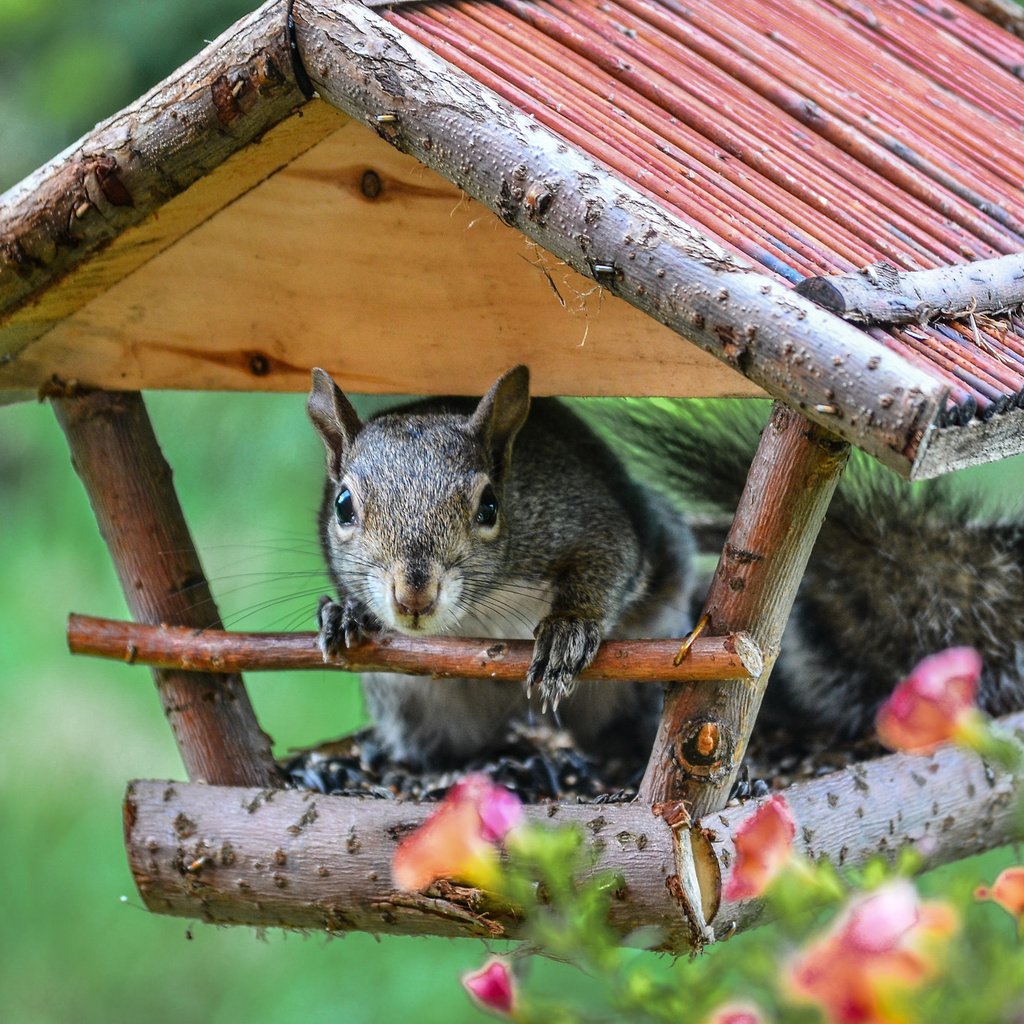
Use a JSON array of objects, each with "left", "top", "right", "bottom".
[
  {"left": 288, "top": 0, "right": 947, "bottom": 474},
  {"left": 66, "top": 614, "right": 763, "bottom": 684},
  {"left": 0, "top": 0, "right": 306, "bottom": 329},
  {"left": 795, "top": 255, "right": 1024, "bottom": 325},
  {"left": 124, "top": 714, "right": 1023, "bottom": 948}
]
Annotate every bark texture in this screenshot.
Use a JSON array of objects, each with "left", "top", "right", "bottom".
[
  {"left": 640, "top": 404, "right": 850, "bottom": 814},
  {"left": 795, "top": 255, "right": 1024, "bottom": 325},
  {"left": 289, "top": 0, "right": 947, "bottom": 474},
  {"left": 52, "top": 390, "right": 278, "bottom": 787},
  {"left": 0, "top": 0, "right": 304, "bottom": 334},
  {"left": 124, "top": 714, "right": 1023, "bottom": 947},
  {"left": 67, "top": 614, "right": 763, "bottom": 684}
]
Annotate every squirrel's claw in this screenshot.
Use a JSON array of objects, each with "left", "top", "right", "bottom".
[
  {"left": 527, "top": 615, "right": 602, "bottom": 713},
  {"left": 316, "top": 595, "right": 379, "bottom": 660}
]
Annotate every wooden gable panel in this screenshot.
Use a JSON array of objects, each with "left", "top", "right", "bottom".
[{"left": 4, "top": 118, "right": 762, "bottom": 399}]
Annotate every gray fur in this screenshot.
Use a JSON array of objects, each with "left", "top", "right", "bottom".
[{"left": 308, "top": 368, "right": 695, "bottom": 768}]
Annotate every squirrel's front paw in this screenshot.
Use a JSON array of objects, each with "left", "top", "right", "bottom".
[
  {"left": 316, "top": 595, "right": 380, "bottom": 660},
  {"left": 526, "top": 615, "right": 602, "bottom": 712}
]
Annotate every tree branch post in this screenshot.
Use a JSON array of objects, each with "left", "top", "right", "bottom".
[
  {"left": 52, "top": 389, "right": 279, "bottom": 787},
  {"left": 639, "top": 403, "right": 850, "bottom": 815}
]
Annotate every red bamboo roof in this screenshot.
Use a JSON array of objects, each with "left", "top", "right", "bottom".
[{"left": 389, "top": 0, "right": 1024, "bottom": 429}]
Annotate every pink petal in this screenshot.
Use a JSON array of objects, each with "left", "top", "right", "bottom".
[
  {"left": 723, "top": 794, "right": 796, "bottom": 901},
  {"left": 462, "top": 958, "right": 516, "bottom": 1017},
  {"left": 706, "top": 1003, "right": 766, "bottom": 1024},
  {"left": 842, "top": 881, "right": 919, "bottom": 955},
  {"left": 392, "top": 794, "right": 494, "bottom": 890},
  {"left": 876, "top": 647, "right": 981, "bottom": 753},
  {"left": 976, "top": 866, "right": 1024, "bottom": 918}
]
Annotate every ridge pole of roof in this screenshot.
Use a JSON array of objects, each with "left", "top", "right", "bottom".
[
  {"left": 289, "top": 0, "right": 946, "bottom": 474},
  {"left": 52, "top": 389, "right": 280, "bottom": 787},
  {"left": 639, "top": 403, "right": 850, "bottom": 814},
  {"left": 795, "top": 254, "right": 1024, "bottom": 326}
]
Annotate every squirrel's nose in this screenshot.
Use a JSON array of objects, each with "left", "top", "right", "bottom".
[{"left": 392, "top": 578, "right": 439, "bottom": 618}]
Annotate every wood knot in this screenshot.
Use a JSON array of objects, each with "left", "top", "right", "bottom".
[{"left": 674, "top": 718, "right": 733, "bottom": 778}]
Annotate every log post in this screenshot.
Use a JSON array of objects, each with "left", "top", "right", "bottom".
[
  {"left": 639, "top": 404, "right": 850, "bottom": 814},
  {"left": 52, "top": 389, "right": 279, "bottom": 787}
]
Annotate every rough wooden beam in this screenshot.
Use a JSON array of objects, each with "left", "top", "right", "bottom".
[
  {"left": 52, "top": 390, "right": 279, "bottom": 787},
  {"left": 289, "top": 0, "right": 947, "bottom": 474},
  {"left": 639, "top": 404, "right": 850, "bottom": 815},
  {"left": 66, "top": 613, "right": 763, "bottom": 684},
  {"left": 795, "top": 254, "right": 1024, "bottom": 325},
  {"left": 0, "top": 0, "right": 308, "bottom": 349},
  {"left": 124, "top": 716, "right": 1023, "bottom": 946}
]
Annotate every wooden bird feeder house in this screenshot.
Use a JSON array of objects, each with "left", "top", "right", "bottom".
[{"left": 4, "top": 0, "right": 1024, "bottom": 951}]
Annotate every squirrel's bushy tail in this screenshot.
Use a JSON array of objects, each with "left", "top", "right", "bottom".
[{"left": 584, "top": 398, "right": 1024, "bottom": 737}]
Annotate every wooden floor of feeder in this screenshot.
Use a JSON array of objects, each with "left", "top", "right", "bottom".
[{"left": 124, "top": 713, "right": 1023, "bottom": 949}]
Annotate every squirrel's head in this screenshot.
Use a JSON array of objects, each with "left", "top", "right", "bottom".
[{"left": 307, "top": 366, "right": 531, "bottom": 635}]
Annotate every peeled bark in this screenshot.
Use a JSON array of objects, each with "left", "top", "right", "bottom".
[
  {"left": 53, "top": 391, "right": 278, "bottom": 787},
  {"left": 640, "top": 404, "right": 850, "bottom": 815},
  {"left": 0, "top": 0, "right": 307, "bottom": 346}
]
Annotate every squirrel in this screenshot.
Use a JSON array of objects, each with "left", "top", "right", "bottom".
[
  {"left": 308, "top": 368, "right": 1024, "bottom": 770},
  {"left": 594, "top": 398, "right": 1024, "bottom": 739},
  {"left": 307, "top": 365, "right": 695, "bottom": 768}
]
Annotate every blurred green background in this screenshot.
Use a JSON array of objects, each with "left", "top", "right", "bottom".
[{"left": 1, "top": 1, "right": 1022, "bottom": 1022}]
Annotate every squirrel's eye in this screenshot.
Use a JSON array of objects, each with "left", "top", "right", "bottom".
[
  {"left": 475, "top": 484, "right": 498, "bottom": 528},
  {"left": 335, "top": 488, "right": 356, "bottom": 526}
]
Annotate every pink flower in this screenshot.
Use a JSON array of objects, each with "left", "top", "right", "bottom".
[
  {"left": 392, "top": 774, "right": 523, "bottom": 891},
  {"left": 875, "top": 647, "right": 982, "bottom": 754},
  {"left": 975, "top": 866, "right": 1024, "bottom": 921},
  {"left": 788, "top": 880, "right": 957, "bottom": 1023},
  {"left": 705, "top": 1002, "right": 766, "bottom": 1024},
  {"left": 723, "top": 794, "right": 796, "bottom": 901},
  {"left": 461, "top": 958, "right": 517, "bottom": 1018}
]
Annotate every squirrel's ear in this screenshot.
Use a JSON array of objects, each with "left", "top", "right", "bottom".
[
  {"left": 469, "top": 365, "right": 531, "bottom": 479},
  {"left": 308, "top": 368, "right": 363, "bottom": 481}
]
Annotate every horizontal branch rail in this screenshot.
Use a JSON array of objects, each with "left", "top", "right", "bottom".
[
  {"left": 125, "top": 711, "right": 1023, "bottom": 948},
  {"left": 795, "top": 254, "right": 1024, "bottom": 325},
  {"left": 67, "top": 614, "right": 762, "bottom": 684}
]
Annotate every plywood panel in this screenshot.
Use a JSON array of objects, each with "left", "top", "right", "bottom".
[{"left": 3, "top": 118, "right": 763, "bottom": 398}]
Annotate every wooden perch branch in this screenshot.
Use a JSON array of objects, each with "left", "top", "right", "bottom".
[
  {"left": 289, "top": 0, "right": 946, "bottom": 473},
  {"left": 795, "top": 254, "right": 1024, "bottom": 325},
  {"left": 67, "top": 614, "right": 763, "bottom": 684},
  {"left": 125, "top": 712, "right": 1023, "bottom": 948}
]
